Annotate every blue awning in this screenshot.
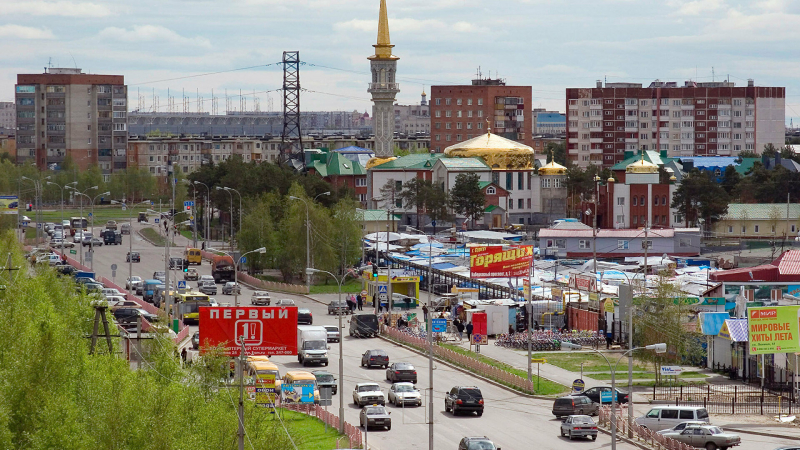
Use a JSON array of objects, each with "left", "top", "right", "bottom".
[{"left": 431, "top": 262, "right": 458, "bottom": 270}]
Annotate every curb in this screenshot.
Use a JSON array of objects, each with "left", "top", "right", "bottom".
[
  {"left": 723, "top": 426, "right": 800, "bottom": 440},
  {"left": 595, "top": 427, "right": 653, "bottom": 450},
  {"left": 136, "top": 227, "right": 177, "bottom": 248}
]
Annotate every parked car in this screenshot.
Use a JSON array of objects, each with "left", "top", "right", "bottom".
[
  {"left": 458, "top": 437, "right": 499, "bottom": 450},
  {"left": 222, "top": 282, "right": 241, "bottom": 295},
  {"left": 578, "top": 386, "right": 629, "bottom": 404},
  {"left": 359, "top": 405, "right": 391, "bottom": 431},
  {"left": 323, "top": 325, "right": 340, "bottom": 342},
  {"left": 297, "top": 308, "right": 313, "bottom": 325},
  {"left": 445, "top": 386, "right": 484, "bottom": 416},
  {"left": 192, "top": 331, "right": 200, "bottom": 349},
  {"left": 113, "top": 307, "right": 158, "bottom": 324},
  {"left": 275, "top": 298, "right": 296, "bottom": 307},
  {"left": 56, "top": 265, "right": 77, "bottom": 276},
  {"left": 126, "top": 276, "right": 143, "bottom": 291},
  {"left": 198, "top": 281, "right": 217, "bottom": 295},
  {"left": 352, "top": 382, "right": 385, "bottom": 407},
  {"left": 361, "top": 349, "right": 389, "bottom": 369},
  {"left": 385, "top": 362, "right": 417, "bottom": 383},
  {"left": 560, "top": 415, "right": 598, "bottom": 441},
  {"left": 183, "top": 268, "right": 198, "bottom": 281},
  {"left": 552, "top": 395, "right": 599, "bottom": 418},
  {"left": 657, "top": 421, "right": 711, "bottom": 435},
  {"left": 251, "top": 291, "right": 271, "bottom": 305},
  {"left": 635, "top": 406, "right": 710, "bottom": 432},
  {"left": 661, "top": 424, "right": 740, "bottom": 450},
  {"left": 388, "top": 382, "right": 421, "bottom": 407},
  {"left": 327, "top": 300, "right": 350, "bottom": 315},
  {"left": 312, "top": 370, "right": 337, "bottom": 395},
  {"left": 101, "top": 288, "right": 122, "bottom": 298},
  {"left": 126, "top": 251, "right": 141, "bottom": 263}
]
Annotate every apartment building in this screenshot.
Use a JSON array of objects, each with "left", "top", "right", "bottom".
[
  {"left": 430, "top": 78, "right": 532, "bottom": 152},
  {"left": 394, "top": 92, "right": 430, "bottom": 135},
  {"left": 532, "top": 109, "right": 566, "bottom": 135},
  {"left": 0, "top": 102, "right": 15, "bottom": 131},
  {"left": 15, "top": 68, "right": 127, "bottom": 175},
  {"left": 566, "top": 79, "right": 785, "bottom": 168}
]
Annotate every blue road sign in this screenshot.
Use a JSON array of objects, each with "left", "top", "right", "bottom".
[
  {"left": 378, "top": 284, "right": 388, "bottom": 294},
  {"left": 240, "top": 256, "right": 247, "bottom": 264},
  {"left": 177, "top": 280, "right": 187, "bottom": 289},
  {"left": 88, "top": 212, "right": 92, "bottom": 217},
  {"left": 21, "top": 221, "right": 28, "bottom": 227},
  {"left": 150, "top": 201, "right": 154, "bottom": 206},
  {"left": 37, "top": 223, "right": 42, "bottom": 229},
  {"left": 572, "top": 379, "right": 585, "bottom": 392},
  {"left": 431, "top": 318, "right": 447, "bottom": 333},
  {"left": 154, "top": 218, "right": 160, "bottom": 224},
  {"left": 599, "top": 389, "right": 618, "bottom": 404},
  {"left": 183, "top": 201, "right": 194, "bottom": 207}
]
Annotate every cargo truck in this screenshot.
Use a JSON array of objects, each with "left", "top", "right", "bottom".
[
  {"left": 297, "top": 325, "right": 329, "bottom": 367},
  {"left": 211, "top": 255, "right": 235, "bottom": 283}
]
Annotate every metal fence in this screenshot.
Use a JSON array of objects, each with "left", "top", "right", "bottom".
[
  {"left": 598, "top": 406, "right": 695, "bottom": 450},
  {"left": 651, "top": 383, "right": 796, "bottom": 414}
]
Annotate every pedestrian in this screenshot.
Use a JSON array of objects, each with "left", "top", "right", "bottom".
[
  {"left": 357, "top": 294, "right": 363, "bottom": 311},
  {"left": 181, "top": 347, "right": 187, "bottom": 364},
  {"left": 422, "top": 304, "right": 429, "bottom": 323},
  {"left": 466, "top": 321, "right": 473, "bottom": 343},
  {"left": 347, "top": 296, "right": 355, "bottom": 312},
  {"left": 455, "top": 318, "right": 464, "bottom": 340},
  {"left": 201, "top": 241, "right": 205, "bottom": 251},
  {"left": 605, "top": 329, "right": 613, "bottom": 349}
]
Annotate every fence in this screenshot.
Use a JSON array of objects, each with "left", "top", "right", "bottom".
[
  {"left": 651, "top": 383, "right": 796, "bottom": 415},
  {"left": 598, "top": 406, "right": 695, "bottom": 450},
  {"left": 381, "top": 325, "right": 536, "bottom": 394},
  {"left": 280, "top": 403, "right": 362, "bottom": 448}
]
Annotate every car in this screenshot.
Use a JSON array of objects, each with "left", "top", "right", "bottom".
[
  {"left": 73, "top": 232, "right": 84, "bottom": 244},
  {"left": 106, "top": 220, "right": 117, "bottom": 230},
  {"left": 192, "top": 331, "right": 200, "bottom": 349},
  {"left": 80, "top": 233, "right": 93, "bottom": 244},
  {"left": 101, "top": 288, "right": 122, "bottom": 298},
  {"left": 552, "top": 395, "right": 598, "bottom": 418},
  {"left": 251, "top": 291, "right": 271, "bottom": 305},
  {"left": 385, "top": 362, "right": 417, "bottom": 383},
  {"left": 50, "top": 238, "right": 74, "bottom": 248},
  {"left": 82, "top": 282, "right": 104, "bottom": 293},
  {"left": 387, "top": 382, "right": 421, "bottom": 407},
  {"left": 169, "top": 257, "right": 187, "bottom": 270},
  {"left": 138, "top": 212, "right": 148, "bottom": 223},
  {"left": 445, "top": 386, "right": 484, "bottom": 416},
  {"left": 183, "top": 268, "right": 198, "bottom": 281},
  {"left": 198, "top": 281, "right": 217, "bottom": 295},
  {"left": 636, "top": 406, "right": 709, "bottom": 431},
  {"left": 328, "top": 300, "right": 350, "bottom": 315},
  {"left": 661, "top": 424, "right": 741, "bottom": 450},
  {"left": 275, "top": 298, "right": 296, "bottom": 307},
  {"left": 657, "top": 421, "right": 712, "bottom": 435},
  {"left": 560, "top": 415, "right": 598, "bottom": 441},
  {"left": 311, "top": 370, "right": 337, "bottom": 395},
  {"left": 153, "top": 271, "right": 166, "bottom": 281},
  {"left": 579, "top": 386, "right": 629, "bottom": 404},
  {"left": 458, "top": 436, "right": 499, "bottom": 450},
  {"left": 126, "top": 276, "right": 143, "bottom": 291},
  {"left": 120, "top": 223, "right": 131, "bottom": 235},
  {"left": 56, "top": 265, "right": 77, "bottom": 276},
  {"left": 113, "top": 307, "right": 159, "bottom": 324},
  {"left": 297, "top": 308, "right": 313, "bottom": 325},
  {"left": 75, "top": 276, "right": 97, "bottom": 285},
  {"left": 323, "top": 325, "right": 340, "bottom": 342},
  {"left": 222, "top": 281, "right": 241, "bottom": 295},
  {"left": 105, "top": 296, "right": 132, "bottom": 308},
  {"left": 102, "top": 230, "right": 122, "bottom": 245},
  {"left": 82, "top": 237, "right": 103, "bottom": 247},
  {"left": 125, "top": 251, "right": 141, "bottom": 263},
  {"left": 40, "top": 254, "right": 64, "bottom": 266},
  {"left": 198, "top": 275, "right": 214, "bottom": 286},
  {"left": 361, "top": 349, "right": 389, "bottom": 368},
  {"left": 359, "top": 405, "right": 391, "bottom": 431},
  {"left": 353, "top": 382, "right": 385, "bottom": 407}
]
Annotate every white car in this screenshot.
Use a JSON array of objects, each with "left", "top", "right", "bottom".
[
  {"left": 126, "top": 276, "right": 143, "bottom": 291},
  {"left": 353, "top": 382, "right": 385, "bottom": 407},
  {"left": 101, "top": 288, "right": 122, "bottom": 298},
  {"left": 73, "top": 232, "right": 84, "bottom": 244},
  {"left": 41, "top": 254, "right": 63, "bottom": 266},
  {"left": 387, "top": 382, "right": 421, "bottom": 407},
  {"left": 198, "top": 275, "right": 215, "bottom": 287},
  {"left": 50, "top": 238, "right": 74, "bottom": 248}
]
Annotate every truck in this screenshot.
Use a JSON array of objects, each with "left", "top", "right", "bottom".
[
  {"left": 75, "top": 271, "right": 96, "bottom": 280},
  {"left": 297, "top": 325, "right": 329, "bottom": 367},
  {"left": 211, "top": 255, "right": 236, "bottom": 283}
]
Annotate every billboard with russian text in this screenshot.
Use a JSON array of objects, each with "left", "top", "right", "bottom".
[
  {"left": 0, "top": 196, "right": 18, "bottom": 214},
  {"left": 199, "top": 306, "right": 298, "bottom": 356},
  {"left": 747, "top": 306, "right": 800, "bottom": 355},
  {"left": 469, "top": 245, "right": 533, "bottom": 278}
]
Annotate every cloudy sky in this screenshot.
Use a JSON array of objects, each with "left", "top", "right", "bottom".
[{"left": 1, "top": 0, "right": 798, "bottom": 125}]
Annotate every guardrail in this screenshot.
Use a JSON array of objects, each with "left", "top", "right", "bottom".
[
  {"left": 381, "top": 325, "right": 536, "bottom": 394},
  {"left": 280, "top": 404, "right": 362, "bottom": 448},
  {"left": 598, "top": 406, "right": 694, "bottom": 450}
]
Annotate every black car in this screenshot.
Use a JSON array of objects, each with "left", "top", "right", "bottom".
[
  {"left": 386, "top": 362, "right": 417, "bottom": 383},
  {"left": 56, "top": 264, "right": 77, "bottom": 276},
  {"left": 349, "top": 313, "right": 379, "bottom": 338},
  {"left": 169, "top": 257, "right": 187, "bottom": 270},
  {"left": 126, "top": 251, "right": 141, "bottom": 263},
  {"left": 103, "top": 230, "right": 122, "bottom": 245},
  {"left": 312, "top": 370, "right": 337, "bottom": 395},
  {"left": 297, "top": 308, "right": 313, "bottom": 325},
  {"left": 458, "top": 437, "right": 498, "bottom": 450},
  {"left": 578, "top": 386, "right": 629, "bottom": 404},
  {"left": 192, "top": 331, "right": 200, "bottom": 349},
  {"left": 361, "top": 349, "right": 389, "bottom": 369},
  {"left": 113, "top": 307, "right": 159, "bottom": 324},
  {"left": 445, "top": 386, "right": 484, "bottom": 416}
]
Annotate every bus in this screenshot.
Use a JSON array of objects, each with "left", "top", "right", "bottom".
[
  {"left": 69, "top": 217, "right": 88, "bottom": 235},
  {"left": 174, "top": 292, "right": 211, "bottom": 325}
]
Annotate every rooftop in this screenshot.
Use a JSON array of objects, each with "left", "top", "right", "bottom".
[
  {"left": 436, "top": 157, "right": 490, "bottom": 170},
  {"left": 722, "top": 204, "right": 800, "bottom": 221},
  {"left": 369, "top": 153, "right": 443, "bottom": 170}
]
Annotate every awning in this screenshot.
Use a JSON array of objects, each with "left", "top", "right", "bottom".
[{"left": 718, "top": 319, "right": 748, "bottom": 342}]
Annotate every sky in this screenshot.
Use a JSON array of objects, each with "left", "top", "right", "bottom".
[{"left": 1, "top": 0, "right": 799, "bottom": 126}]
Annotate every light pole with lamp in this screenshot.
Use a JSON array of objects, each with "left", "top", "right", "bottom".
[
  {"left": 562, "top": 342, "right": 666, "bottom": 450},
  {"left": 289, "top": 192, "right": 330, "bottom": 293},
  {"left": 216, "top": 186, "right": 234, "bottom": 250},
  {"left": 209, "top": 247, "right": 266, "bottom": 306},
  {"left": 183, "top": 180, "right": 198, "bottom": 249},
  {"left": 305, "top": 267, "right": 357, "bottom": 435},
  {"left": 88, "top": 191, "right": 110, "bottom": 271},
  {"left": 46, "top": 180, "right": 77, "bottom": 257},
  {"left": 21, "top": 176, "right": 49, "bottom": 244},
  {"left": 67, "top": 185, "right": 98, "bottom": 266},
  {"left": 221, "top": 186, "right": 242, "bottom": 246},
  {"left": 112, "top": 199, "right": 150, "bottom": 284},
  {"left": 193, "top": 180, "right": 210, "bottom": 244}
]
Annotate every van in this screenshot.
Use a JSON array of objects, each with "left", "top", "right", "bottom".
[
  {"left": 349, "top": 314, "right": 379, "bottom": 338},
  {"left": 282, "top": 371, "right": 320, "bottom": 404},
  {"left": 635, "top": 406, "right": 709, "bottom": 431},
  {"left": 297, "top": 325, "right": 329, "bottom": 366},
  {"left": 552, "top": 395, "right": 599, "bottom": 418},
  {"left": 184, "top": 248, "right": 202, "bottom": 266},
  {"left": 247, "top": 360, "right": 281, "bottom": 389}
]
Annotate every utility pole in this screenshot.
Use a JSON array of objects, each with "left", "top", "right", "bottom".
[
  {"left": 238, "top": 337, "right": 245, "bottom": 450},
  {"left": 527, "top": 257, "right": 533, "bottom": 391}
]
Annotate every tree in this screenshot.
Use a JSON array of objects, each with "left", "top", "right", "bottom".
[
  {"left": 237, "top": 193, "right": 280, "bottom": 273},
  {"left": 450, "top": 173, "right": 485, "bottom": 228},
  {"left": 545, "top": 141, "right": 568, "bottom": 166},
  {"left": 379, "top": 178, "right": 400, "bottom": 211},
  {"left": 425, "top": 184, "right": 452, "bottom": 235},
  {"left": 719, "top": 165, "right": 742, "bottom": 198},
  {"left": 398, "top": 178, "right": 431, "bottom": 229},
  {"left": 670, "top": 169, "right": 729, "bottom": 230}
]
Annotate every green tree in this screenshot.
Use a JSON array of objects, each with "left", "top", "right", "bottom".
[
  {"left": 398, "top": 178, "right": 431, "bottom": 229},
  {"left": 237, "top": 193, "right": 280, "bottom": 273},
  {"left": 719, "top": 165, "right": 742, "bottom": 199},
  {"left": 670, "top": 168, "right": 729, "bottom": 229},
  {"left": 450, "top": 173, "right": 485, "bottom": 228},
  {"left": 425, "top": 183, "right": 452, "bottom": 235},
  {"left": 545, "top": 141, "right": 568, "bottom": 166},
  {"left": 379, "top": 178, "right": 400, "bottom": 211}
]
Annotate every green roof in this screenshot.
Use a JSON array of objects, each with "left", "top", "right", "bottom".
[
  {"left": 722, "top": 204, "right": 800, "bottom": 221},
  {"left": 436, "top": 157, "right": 490, "bottom": 170},
  {"left": 611, "top": 150, "right": 678, "bottom": 171},
  {"left": 485, "top": 204, "right": 500, "bottom": 213},
  {"left": 478, "top": 181, "right": 491, "bottom": 189},
  {"left": 370, "top": 153, "right": 444, "bottom": 170},
  {"left": 311, "top": 151, "right": 367, "bottom": 177},
  {"left": 359, "top": 209, "right": 402, "bottom": 222}
]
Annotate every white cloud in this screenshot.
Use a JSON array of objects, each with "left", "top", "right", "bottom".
[
  {"left": 2, "top": 1, "right": 112, "bottom": 18},
  {"left": 333, "top": 17, "right": 483, "bottom": 34},
  {"left": 97, "top": 25, "right": 211, "bottom": 48},
  {"left": 0, "top": 25, "right": 55, "bottom": 40},
  {"left": 667, "top": 0, "right": 726, "bottom": 16}
]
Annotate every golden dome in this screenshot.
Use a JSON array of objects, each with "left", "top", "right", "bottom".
[
  {"left": 365, "top": 156, "right": 397, "bottom": 169},
  {"left": 626, "top": 152, "right": 659, "bottom": 174},
  {"left": 443, "top": 132, "right": 534, "bottom": 170},
  {"left": 538, "top": 160, "right": 567, "bottom": 176}
]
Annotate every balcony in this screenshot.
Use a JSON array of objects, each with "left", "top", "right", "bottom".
[{"left": 368, "top": 82, "right": 400, "bottom": 91}]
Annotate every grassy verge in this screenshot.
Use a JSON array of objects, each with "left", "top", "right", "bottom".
[
  {"left": 530, "top": 352, "right": 647, "bottom": 373},
  {"left": 590, "top": 371, "right": 707, "bottom": 381},
  {"left": 140, "top": 228, "right": 173, "bottom": 247},
  {"left": 180, "top": 230, "right": 203, "bottom": 241},
  {"left": 309, "top": 279, "right": 363, "bottom": 294},
  {"left": 276, "top": 409, "right": 354, "bottom": 450}
]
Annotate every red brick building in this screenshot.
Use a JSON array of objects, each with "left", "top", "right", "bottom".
[{"left": 430, "top": 78, "right": 532, "bottom": 153}]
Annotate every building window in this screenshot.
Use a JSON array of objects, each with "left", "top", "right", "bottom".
[
  {"left": 642, "top": 239, "right": 653, "bottom": 249},
  {"left": 742, "top": 226, "right": 746, "bottom": 233},
  {"left": 640, "top": 196, "right": 645, "bottom": 206},
  {"left": 527, "top": 198, "right": 531, "bottom": 209},
  {"left": 445, "top": 111, "right": 452, "bottom": 118},
  {"left": 617, "top": 240, "right": 629, "bottom": 250},
  {"left": 632, "top": 197, "right": 637, "bottom": 206},
  {"left": 653, "top": 196, "right": 659, "bottom": 206},
  {"left": 506, "top": 173, "right": 513, "bottom": 190},
  {"left": 728, "top": 226, "right": 733, "bottom": 233},
  {"left": 446, "top": 123, "right": 451, "bottom": 129},
  {"left": 445, "top": 98, "right": 451, "bottom": 105},
  {"left": 355, "top": 178, "right": 367, "bottom": 187},
  {"left": 509, "top": 200, "right": 513, "bottom": 210},
  {"left": 579, "top": 240, "right": 590, "bottom": 249},
  {"left": 754, "top": 225, "right": 759, "bottom": 233},
  {"left": 435, "top": 111, "right": 441, "bottom": 118},
  {"left": 435, "top": 98, "right": 441, "bottom": 105},
  {"left": 616, "top": 215, "right": 624, "bottom": 224},
  {"left": 518, "top": 199, "right": 524, "bottom": 209},
  {"left": 477, "top": 98, "right": 483, "bottom": 106},
  {"left": 518, "top": 173, "right": 524, "bottom": 190},
  {"left": 486, "top": 186, "right": 495, "bottom": 195}
]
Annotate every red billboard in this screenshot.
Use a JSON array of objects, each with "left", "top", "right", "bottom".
[
  {"left": 469, "top": 245, "right": 533, "bottom": 278},
  {"left": 199, "top": 306, "right": 298, "bottom": 356}
]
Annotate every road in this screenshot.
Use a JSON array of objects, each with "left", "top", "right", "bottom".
[{"left": 80, "top": 221, "right": 800, "bottom": 450}]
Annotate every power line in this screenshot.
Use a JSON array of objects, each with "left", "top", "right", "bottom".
[{"left": 130, "top": 63, "right": 282, "bottom": 86}]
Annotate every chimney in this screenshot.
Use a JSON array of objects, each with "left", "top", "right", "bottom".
[
  {"left": 776, "top": 152, "right": 782, "bottom": 167},
  {"left": 747, "top": 79, "right": 754, "bottom": 87},
  {"left": 596, "top": 80, "right": 603, "bottom": 88},
  {"left": 682, "top": 159, "right": 693, "bottom": 171}
]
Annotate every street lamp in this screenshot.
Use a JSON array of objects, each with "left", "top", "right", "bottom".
[
  {"left": 210, "top": 247, "right": 266, "bottom": 306},
  {"left": 183, "top": 179, "right": 198, "bottom": 248},
  {"left": 306, "top": 267, "right": 356, "bottom": 435},
  {"left": 216, "top": 186, "right": 234, "bottom": 250},
  {"left": 21, "top": 176, "right": 49, "bottom": 244},
  {"left": 289, "top": 195, "right": 311, "bottom": 293},
  {"left": 67, "top": 185, "right": 98, "bottom": 266},
  {"left": 87, "top": 191, "right": 110, "bottom": 271},
  {"left": 561, "top": 342, "right": 666, "bottom": 450},
  {"left": 46, "top": 180, "right": 77, "bottom": 257},
  {"left": 112, "top": 199, "right": 150, "bottom": 284},
  {"left": 193, "top": 180, "right": 210, "bottom": 244}
]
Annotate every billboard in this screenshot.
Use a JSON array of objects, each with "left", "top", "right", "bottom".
[
  {"left": 568, "top": 273, "right": 597, "bottom": 292},
  {"left": 199, "top": 306, "right": 298, "bottom": 356},
  {"left": 469, "top": 245, "right": 533, "bottom": 278},
  {"left": 747, "top": 306, "right": 800, "bottom": 354},
  {"left": 0, "top": 196, "right": 18, "bottom": 215}
]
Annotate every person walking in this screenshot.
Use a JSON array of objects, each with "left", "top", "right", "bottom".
[
  {"left": 454, "top": 318, "right": 464, "bottom": 341},
  {"left": 357, "top": 294, "right": 363, "bottom": 311},
  {"left": 466, "top": 321, "right": 473, "bottom": 343},
  {"left": 422, "top": 304, "right": 429, "bottom": 324}
]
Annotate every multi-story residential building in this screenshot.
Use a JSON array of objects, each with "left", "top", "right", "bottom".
[
  {"left": 394, "top": 92, "right": 430, "bottom": 136},
  {"left": 430, "top": 78, "right": 532, "bottom": 152},
  {"left": 15, "top": 68, "right": 127, "bottom": 176},
  {"left": 532, "top": 109, "right": 566, "bottom": 135},
  {"left": 566, "top": 79, "right": 786, "bottom": 168},
  {"left": 0, "top": 102, "right": 15, "bottom": 131},
  {"left": 307, "top": 147, "right": 372, "bottom": 205}
]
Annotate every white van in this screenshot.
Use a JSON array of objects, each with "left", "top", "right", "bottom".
[{"left": 635, "top": 406, "right": 709, "bottom": 431}]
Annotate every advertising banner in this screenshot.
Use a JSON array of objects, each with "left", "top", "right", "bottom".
[
  {"left": 660, "top": 366, "right": 683, "bottom": 376},
  {"left": 282, "top": 382, "right": 315, "bottom": 404},
  {"left": 747, "top": 306, "right": 800, "bottom": 354},
  {"left": 568, "top": 273, "right": 597, "bottom": 292},
  {"left": 0, "top": 196, "right": 18, "bottom": 214},
  {"left": 523, "top": 278, "right": 530, "bottom": 298},
  {"left": 469, "top": 245, "right": 533, "bottom": 278},
  {"left": 199, "top": 306, "right": 298, "bottom": 356}
]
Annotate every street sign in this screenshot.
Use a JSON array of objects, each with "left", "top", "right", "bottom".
[
  {"left": 112, "top": 270, "right": 116, "bottom": 278},
  {"left": 177, "top": 280, "right": 187, "bottom": 289},
  {"left": 471, "top": 333, "right": 487, "bottom": 345},
  {"left": 660, "top": 365, "right": 683, "bottom": 376},
  {"left": 240, "top": 256, "right": 247, "bottom": 264},
  {"left": 281, "top": 382, "right": 315, "bottom": 404},
  {"left": 150, "top": 201, "right": 154, "bottom": 206},
  {"left": 378, "top": 293, "right": 388, "bottom": 302},
  {"left": 21, "top": 221, "right": 28, "bottom": 227},
  {"left": 121, "top": 206, "right": 127, "bottom": 211},
  {"left": 531, "top": 358, "right": 547, "bottom": 364},
  {"left": 431, "top": 318, "right": 447, "bottom": 333},
  {"left": 318, "top": 386, "right": 333, "bottom": 407},
  {"left": 599, "top": 390, "right": 618, "bottom": 404},
  {"left": 69, "top": 249, "right": 76, "bottom": 255},
  {"left": 111, "top": 264, "right": 117, "bottom": 271},
  {"left": 183, "top": 201, "right": 194, "bottom": 207},
  {"left": 37, "top": 223, "right": 42, "bottom": 229},
  {"left": 154, "top": 218, "right": 160, "bottom": 224},
  {"left": 88, "top": 212, "right": 93, "bottom": 217},
  {"left": 572, "top": 379, "right": 585, "bottom": 392},
  {"left": 377, "top": 284, "right": 388, "bottom": 294}
]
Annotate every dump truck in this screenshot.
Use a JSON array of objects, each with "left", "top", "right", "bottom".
[{"left": 211, "top": 255, "right": 236, "bottom": 283}]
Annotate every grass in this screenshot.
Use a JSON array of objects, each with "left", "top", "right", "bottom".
[
  {"left": 529, "top": 352, "right": 648, "bottom": 373},
  {"left": 590, "top": 371, "right": 708, "bottom": 381},
  {"left": 180, "top": 230, "right": 203, "bottom": 241},
  {"left": 309, "top": 278, "right": 363, "bottom": 294},
  {"left": 274, "top": 409, "right": 355, "bottom": 450},
  {"left": 139, "top": 227, "right": 174, "bottom": 247}
]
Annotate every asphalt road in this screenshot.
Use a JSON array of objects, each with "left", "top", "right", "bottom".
[{"left": 80, "top": 222, "right": 800, "bottom": 450}]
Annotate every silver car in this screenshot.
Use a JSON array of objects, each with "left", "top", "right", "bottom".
[
  {"left": 387, "top": 382, "right": 421, "bottom": 407},
  {"left": 324, "top": 325, "right": 340, "bottom": 342},
  {"left": 560, "top": 415, "right": 598, "bottom": 441},
  {"left": 661, "top": 425, "right": 740, "bottom": 450},
  {"left": 359, "top": 405, "right": 391, "bottom": 431}
]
